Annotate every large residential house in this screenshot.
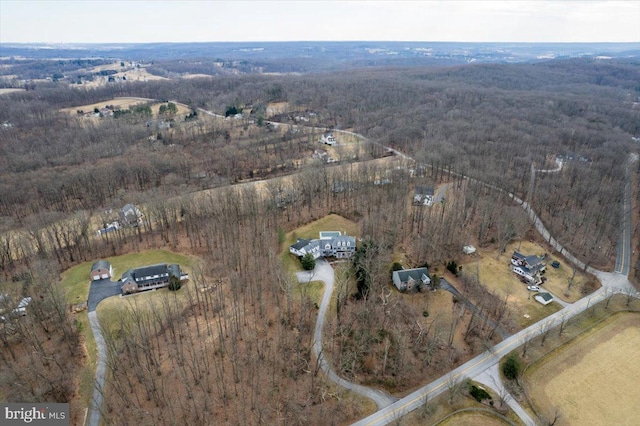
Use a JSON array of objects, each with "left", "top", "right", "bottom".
[
  {"left": 511, "top": 251, "right": 546, "bottom": 284},
  {"left": 289, "top": 231, "right": 356, "bottom": 260},
  {"left": 121, "top": 263, "right": 189, "bottom": 294},
  {"left": 392, "top": 267, "right": 431, "bottom": 292}
]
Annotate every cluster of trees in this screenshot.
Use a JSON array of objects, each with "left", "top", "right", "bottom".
[
  {"left": 0, "top": 262, "right": 82, "bottom": 417},
  {"left": 1, "top": 56, "right": 638, "bottom": 420}
]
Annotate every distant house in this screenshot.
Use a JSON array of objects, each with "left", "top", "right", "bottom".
[
  {"left": 120, "top": 263, "right": 189, "bottom": 295},
  {"left": 320, "top": 132, "right": 337, "bottom": 146},
  {"left": 90, "top": 260, "right": 113, "bottom": 281},
  {"left": 414, "top": 186, "right": 435, "bottom": 206},
  {"left": 120, "top": 203, "right": 142, "bottom": 227},
  {"left": 392, "top": 267, "right": 431, "bottom": 292},
  {"left": 289, "top": 231, "right": 356, "bottom": 260},
  {"left": 535, "top": 292, "right": 554, "bottom": 305}
]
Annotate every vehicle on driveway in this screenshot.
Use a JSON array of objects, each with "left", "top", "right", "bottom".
[
  {"left": 527, "top": 285, "right": 540, "bottom": 292},
  {"left": 551, "top": 261, "right": 561, "bottom": 268}
]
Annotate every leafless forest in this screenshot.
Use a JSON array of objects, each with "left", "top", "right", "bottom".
[{"left": 1, "top": 56, "right": 639, "bottom": 424}]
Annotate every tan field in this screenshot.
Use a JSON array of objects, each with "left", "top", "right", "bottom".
[
  {"left": 525, "top": 313, "right": 640, "bottom": 425},
  {"left": 61, "top": 97, "right": 150, "bottom": 114},
  {"left": 61, "top": 97, "right": 190, "bottom": 118},
  {"left": 436, "top": 411, "right": 510, "bottom": 426},
  {"left": 0, "top": 88, "right": 25, "bottom": 95}
]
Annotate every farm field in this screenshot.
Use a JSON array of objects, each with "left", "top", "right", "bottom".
[
  {"left": 436, "top": 410, "right": 511, "bottom": 426},
  {"left": 525, "top": 312, "right": 640, "bottom": 425},
  {"left": 0, "top": 88, "right": 25, "bottom": 95},
  {"left": 60, "top": 96, "right": 151, "bottom": 114}
]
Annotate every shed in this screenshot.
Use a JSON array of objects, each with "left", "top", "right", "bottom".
[
  {"left": 535, "top": 292, "right": 554, "bottom": 305},
  {"left": 463, "top": 245, "right": 476, "bottom": 255},
  {"left": 90, "top": 260, "right": 113, "bottom": 281}
]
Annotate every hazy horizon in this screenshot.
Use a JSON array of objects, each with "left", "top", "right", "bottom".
[{"left": 1, "top": 1, "right": 639, "bottom": 44}]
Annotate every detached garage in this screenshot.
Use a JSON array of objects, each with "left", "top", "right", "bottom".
[{"left": 90, "top": 260, "right": 113, "bottom": 281}]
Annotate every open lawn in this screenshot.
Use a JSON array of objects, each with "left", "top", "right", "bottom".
[
  {"left": 459, "top": 241, "right": 582, "bottom": 328},
  {"left": 61, "top": 249, "right": 196, "bottom": 304},
  {"left": 525, "top": 312, "right": 640, "bottom": 425}
]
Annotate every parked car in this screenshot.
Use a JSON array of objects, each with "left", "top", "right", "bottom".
[
  {"left": 551, "top": 261, "right": 560, "bottom": 268},
  {"left": 527, "top": 285, "right": 540, "bottom": 292}
]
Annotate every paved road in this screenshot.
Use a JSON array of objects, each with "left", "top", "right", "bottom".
[
  {"left": 615, "top": 154, "right": 637, "bottom": 275},
  {"left": 297, "top": 259, "right": 398, "bottom": 409},
  {"left": 439, "top": 278, "right": 511, "bottom": 339},
  {"left": 472, "top": 364, "right": 535, "bottom": 426}
]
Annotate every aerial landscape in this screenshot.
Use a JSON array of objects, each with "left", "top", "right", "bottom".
[{"left": 1, "top": 1, "right": 639, "bottom": 425}]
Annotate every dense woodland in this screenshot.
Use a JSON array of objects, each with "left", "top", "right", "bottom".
[{"left": 1, "top": 56, "right": 639, "bottom": 424}]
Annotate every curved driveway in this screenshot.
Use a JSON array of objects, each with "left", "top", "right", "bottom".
[{"left": 297, "top": 259, "right": 398, "bottom": 409}]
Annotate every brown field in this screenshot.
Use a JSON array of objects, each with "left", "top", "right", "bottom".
[
  {"left": 459, "top": 241, "right": 568, "bottom": 328},
  {"left": 525, "top": 313, "right": 640, "bottom": 425},
  {"left": 0, "top": 88, "right": 25, "bottom": 95},
  {"left": 266, "top": 101, "right": 290, "bottom": 116},
  {"left": 60, "top": 97, "right": 150, "bottom": 114},
  {"left": 436, "top": 410, "right": 511, "bottom": 426}
]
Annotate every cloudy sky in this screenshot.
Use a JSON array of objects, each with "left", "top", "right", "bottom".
[{"left": 1, "top": 0, "right": 639, "bottom": 44}]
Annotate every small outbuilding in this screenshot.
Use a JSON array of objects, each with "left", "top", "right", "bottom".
[
  {"left": 463, "top": 245, "right": 476, "bottom": 255},
  {"left": 535, "top": 292, "right": 554, "bottom": 305},
  {"left": 90, "top": 260, "right": 113, "bottom": 281}
]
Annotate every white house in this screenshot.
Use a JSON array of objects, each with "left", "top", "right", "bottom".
[
  {"left": 289, "top": 232, "right": 356, "bottom": 260},
  {"left": 320, "top": 132, "right": 337, "bottom": 146}
]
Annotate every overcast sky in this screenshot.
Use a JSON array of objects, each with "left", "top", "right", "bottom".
[{"left": 1, "top": 1, "right": 639, "bottom": 44}]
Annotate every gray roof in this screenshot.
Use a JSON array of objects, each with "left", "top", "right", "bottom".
[
  {"left": 291, "top": 238, "right": 312, "bottom": 250},
  {"left": 332, "top": 235, "right": 356, "bottom": 246},
  {"left": 394, "top": 267, "right": 430, "bottom": 283},
  {"left": 416, "top": 186, "right": 434, "bottom": 196},
  {"left": 538, "top": 292, "right": 553, "bottom": 301},
  {"left": 132, "top": 263, "right": 171, "bottom": 278},
  {"left": 91, "top": 260, "right": 111, "bottom": 271}
]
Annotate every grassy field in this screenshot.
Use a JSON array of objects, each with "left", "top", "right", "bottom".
[
  {"left": 525, "top": 312, "right": 640, "bottom": 425},
  {"left": 61, "top": 249, "right": 196, "bottom": 304}
]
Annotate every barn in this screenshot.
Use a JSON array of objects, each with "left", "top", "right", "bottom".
[{"left": 90, "top": 260, "right": 113, "bottom": 281}]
